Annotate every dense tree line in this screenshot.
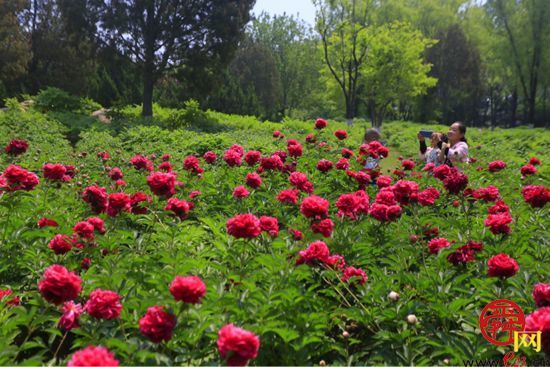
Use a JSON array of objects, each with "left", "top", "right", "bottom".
[{"left": 0, "top": 0, "right": 548, "bottom": 127}]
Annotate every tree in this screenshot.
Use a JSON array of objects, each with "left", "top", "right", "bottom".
[
  {"left": 0, "top": 0, "right": 31, "bottom": 98},
  {"left": 250, "top": 13, "right": 320, "bottom": 117},
  {"left": 488, "top": 0, "right": 549, "bottom": 126},
  {"left": 420, "top": 24, "right": 483, "bottom": 124},
  {"left": 19, "top": 0, "right": 97, "bottom": 96},
  {"left": 315, "top": 0, "right": 370, "bottom": 125},
  {"left": 97, "top": 0, "right": 254, "bottom": 117},
  {"left": 360, "top": 22, "right": 436, "bottom": 128}
]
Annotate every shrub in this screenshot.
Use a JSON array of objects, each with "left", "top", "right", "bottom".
[{"left": 35, "top": 87, "right": 81, "bottom": 112}]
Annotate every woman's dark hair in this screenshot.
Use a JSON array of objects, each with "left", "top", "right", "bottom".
[{"left": 454, "top": 121, "right": 467, "bottom": 143}]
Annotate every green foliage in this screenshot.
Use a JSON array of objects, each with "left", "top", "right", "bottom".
[
  {"left": 35, "top": 87, "right": 81, "bottom": 113},
  {"left": 360, "top": 22, "right": 437, "bottom": 127}
]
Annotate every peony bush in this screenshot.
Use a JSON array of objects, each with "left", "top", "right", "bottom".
[{"left": 0, "top": 105, "right": 549, "bottom": 365}]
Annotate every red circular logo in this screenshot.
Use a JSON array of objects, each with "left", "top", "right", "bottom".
[{"left": 479, "top": 299, "right": 525, "bottom": 346}]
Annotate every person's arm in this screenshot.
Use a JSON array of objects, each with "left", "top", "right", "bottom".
[{"left": 438, "top": 143, "right": 449, "bottom": 163}]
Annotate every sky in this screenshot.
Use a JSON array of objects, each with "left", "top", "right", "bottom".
[{"left": 252, "top": 0, "right": 317, "bottom": 26}]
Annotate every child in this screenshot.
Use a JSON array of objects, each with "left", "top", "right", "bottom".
[
  {"left": 363, "top": 128, "right": 382, "bottom": 170},
  {"left": 418, "top": 132, "right": 443, "bottom": 166}
]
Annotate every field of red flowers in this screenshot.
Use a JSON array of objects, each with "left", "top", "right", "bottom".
[{"left": 0, "top": 103, "right": 549, "bottom": 366}]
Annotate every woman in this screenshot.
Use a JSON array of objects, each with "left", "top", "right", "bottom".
[
  {"left": 439, "top": 121, "right": 469, "bottom": 167},
  {"left": 418, "top": 131, "right": 443, "bottom": 166}
]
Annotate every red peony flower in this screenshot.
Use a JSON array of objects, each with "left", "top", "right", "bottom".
[
  {"left": 232, "top": 185, "right": 250, "bottom": 199},
  {"left": 38, "top": 265, "right": 82, "bottom": 305},
  {"left": 325, "top": 254, "right": 346, "bottom": 270},
  {"left": 203, "top": 151, "right": 217, "bottom": 164},
  {"left": 447, "top": 240, "right": 483, "bottom": 266},
  {"left": 159, "top": 162, "right": 173, "bottom": 173},
  {"left": 245, "top": 172, "right": 262, "bottom": 189},
  {"left": 488, "top": 200, "right": 510, "bottom": 214},
  {"left": 300, "top": 195, "right": 329, "bottom": 220},
  {"left": 164, "top": 197, "right": 191, "bottom": 220},
  {"left": 49, "top": 234, "right": 72, "bottom": 254},
  {"left": 289, "top": 172, "right": 314, "bottom": 193},
  {"left": 442, "top": 168, "right": 469, "bottom": 194},
  {"left": 316, "top": 159, "right": 333, "bottom": 173},
  {"left": 106, "top": 192, "right": 131, "bottom": 217},
  {"left": 315, "top": 118, "right": 328, "bottom": 129},
  {"left": 354, "top": 171, "right": 371, "bottom": 187},
  {"left": 170, "top": 275, "right": 206, "bottom": 304},
  {"left": 341, "top": 266, "right": 367, "bottom": 285},
  {"left": 147, "top": 171, "right": 177, "bottom": 198},
  {"left": 38, "top": 218, "right": 59, "bottom": 228},
  {"left": 368, "top": 203, "right": 401, "bottom": 222},
  {"left": 472, "top": 185, "right": 500, "bottom": 202},
  {"left": 305, "top": 133, "right": 316, "bottom": 143},
  {"left": 336, "top": 191, "right": 369, "bottom": 220},
  {"left": 533, "top": 283, "right": 550, "bottom": 308},
  {"left": 59, "top": 301, "right": 83, "bottom": 331},
  {"left": 310, "top": 218, "right": 334, "bottom": 238},
  {"left": 86, "top": 217, "right": 106, "bottom": 234},
  {"left": 67, "top": 345, "right": 119, "bottom": 367},
  {"left": 130, "top": 155, "right": 153, "bottom": 171},
  {"left": 487, "top": 253, "right": 519, "bottom": 278},
  {"left": 334, "top": 158, "right": 349, "bottom": 170},
  {"left": 484, "top": 213, "right": 513, "bottom": 235},
  {"left": 417, "top": 187, "right": 440, "bottom": 206},
  {"left": 522, "top": 185, "right": 549, "bottom": 208},
  {"left": 97, "top": 151, "right": 110, "bottom": 162},
  {"left": 81, "top": 258, "right": 91, "bottom": 270},
  {"left": 375, "top": 188, "right": 397, "bottom": 206},
  {"left": 342, "top": 148, "right": 354, "bottom": 158},
  {"left": 334, "top": 130, "right": 348, "bottom": 140},
  {"left": 401, "top": 160, "right": 415, "bottom": 170},
  {"left": 260, "top": 155, "right": 284, "bottom": 171},
  {"left": 488, "top": 160, "right": 506, "bottom": 172},
  {"left": 162, "top": 154, "right": 170, "bottom": 161},
  {"left": 289, "top": 229, "right": 303, "bottom": 241},
  {"left": 275, "top": 189, "right": 298, "bottom": 205},
  {"left": 129, "top": 192, "right": 150, "bottom": 214},
  {"left": 183, "top": 156, "right": 204, "bottom": 175},
  {"left": 296, "top": 240, "right": 330, "bottom": 265},
  {"left": 82, "top": 185, "right": 108, "bottom": 213},
  {"left": 392, "top": 180, "right": 419, "bottom": 206},
  {"left": 529, "top": 157, "right": 541, "bottom": 166},
  {"left": 259, "top": 216, "right": 279, "bottom": 237},
  {"left": 73, "top": 221, "right": 95, "bottom": 240},
  {"left": 244, "top": 151, "right": 262, "bottom": 166},
  {"left": 273, "top": 130, "right": 282, "bottom": 138},
  {"left": 521, "top": 164, "right": 537, "bottom": 176},
  {"left": 226, "top": 214, "right": 262, "bottom": 239},
  {"left": 287, "top": 143, "right": 303, "bottom": 158},
  {"left": 0, "top": 164, "right": 40, "bottom": 191},
  {"left": 432, "top": 164, "right": 451, "bottom": 180},
  {"left": 376, "top": 176, "right": 392, "bottom": 188},
  {"left": 223, "top": 149, "right": 243, "bottom": 167},
  {"left": 422, "top": 163, "right": 435, "bottom": 172},
  {"left": 108, "top": 167, "right": 123, "bottom": 181},
  {"left": 427, "top": 237, "right": 451, "bottom": 254},
  {"left": 139, "top": 305, "right": 177, "bottom": 343},
  {"left": 217, "top": 324, "right": 260, "bottom": 366},
  {"left": 5, "top": 139, "right": 29, "bottom": 156},
  {"left": 524, "top": 307, "right": 550, "bottom": 353},
  {"left": 85, "top": 289, "right": 122, "bottom": 320}
]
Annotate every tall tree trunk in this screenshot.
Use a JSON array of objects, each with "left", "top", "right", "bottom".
[
  {"left": 527, "top": 95, "right": 536, "bottom": 127},
  {"left": 141, "top": 2, "right": 155, "bottom": 118},
  {"left": 142, "top": 64, "right": 154, "bottom": 117},
  {"left": 345, "top": 98, "right": 354, "bottom": 126},
  {"left": 510, "top": 87, "right": 517, "bottom": 127}
]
